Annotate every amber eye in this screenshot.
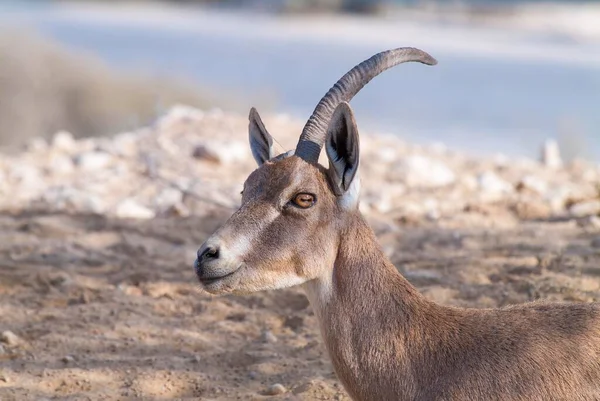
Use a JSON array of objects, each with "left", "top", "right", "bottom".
[{"left": 292, "top": 193, "right": 316, "bottom": 209}]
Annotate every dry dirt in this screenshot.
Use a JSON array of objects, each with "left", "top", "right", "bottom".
[{"left": 1, "top": 207, "right": 600, "bottom": 400}]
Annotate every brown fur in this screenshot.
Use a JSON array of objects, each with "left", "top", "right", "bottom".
[{"left": 197, "top": 147, "right": 600, "bottom": 401}]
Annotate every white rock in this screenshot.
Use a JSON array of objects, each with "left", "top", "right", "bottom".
[
  {"left": 52, "top": 131, "right": 77, "bottom": 153},
  {"left": 399, "top": 201, "right": 428, "bottom": 218},
  {"left": 164, "top": 203, "right": 190, "bottom": 217},
  {"left": 261, "top": 330, "right": 278, "bottom": 344},
  {"left": 362, "top": 184, "right": 405, "bottom": 214},
  {"left": 9, "top": 165, "right": 44, "bottom": 200},
  {"left": 219, "top": 140, "right": 248, "bottom": 164},
  {"left": 0, "top": 331, "right": 22, "bottom": 346},
  {"left": 395, "top": 155, "right": 456, "bottom": 188},
  {"left": 192, "top": 140, "right": 247, "bottom": 164},
  {"left": 9, "top": 164, "right": 41, "bottom": 183},
  {"left": 75, "top": 151, "right": 113, "bottom": 171},
  {"left": 42, "top": 187, "right": 105, "bottom": 213},
  {"left": 115, "top": 199, "right": 156, "bottom": 220},
  {"left": 154, "top": 187, "right": 184, "bottom": 211},
  {"left": 460, "top": 174, "right": 479, "bottom": 191},
  {"left": 545, "top": 187, "right": 570, "bottom": 213},
  {"left": 375, "top": 147, "right": 398, "bottom": 163},
  {"left": 358, "top": 200, "right": 372, "bottom": 215},
  {"left": 264, "top": 383, "right": 286, "bottom": 396},
  {"left": 477, "top": 172, "right": 513, "bottom": 194},
  {"left": 569, "top": 200, "right": 600, "bottom": 217},
  {"left": 371, "top": 193, "right": 393, "bottom": 214},
  {"left": 111, "top": 132, "right": 139, "bottom": 157},
  {"left": 48, "top": 153, "right": 75, "bottom": 175},
  {"left": 61, "top": 355, "right": 76, "bottom": 364},
  {"left": 425, "top": 209, "right": 440, "bottom": 221},
  {"left": 422, "top": 198, "right": 440, "bottom": 219},
  {"left": 519, "top": 175, "right": 547, "bottom": 194},
  {"left": 157, "top": 104, "right": 205, "bottom": 129},
  {"left": 540, "top": 139, "right": 562, "bottom": 168}
]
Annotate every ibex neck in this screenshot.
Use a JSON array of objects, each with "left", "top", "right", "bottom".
[
  {"left": 303, "top": 213, "right": 428, "bottom": 321},
  {"left": 302, "top": 213, "right": 431, "bottom": 401},
  {"left": 305, "top": 211, "right": 435, "bottom": 401}
]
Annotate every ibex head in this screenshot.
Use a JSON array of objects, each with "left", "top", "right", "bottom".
[{"left": 195, "top": 47, "right": 436, "bottom": 295}]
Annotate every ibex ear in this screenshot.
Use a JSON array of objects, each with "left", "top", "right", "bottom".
[
  {"left": 325, "top": 102, "right": 360, "bottom": 197},
  {"left": 249, "top": 107, "right": 275, "bottom": 166}
]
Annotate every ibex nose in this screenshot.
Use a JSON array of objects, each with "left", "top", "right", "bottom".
[{"left": 194, "top": 245, "right": 220, "bottom": 276}]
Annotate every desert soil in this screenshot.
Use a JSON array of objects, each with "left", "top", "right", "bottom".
[{"left": 1, "top": 106, "right": 600, "bottom": 400}]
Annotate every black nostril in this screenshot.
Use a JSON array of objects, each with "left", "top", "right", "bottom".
[{"left": 198, "top": 246, "right": 219, "bottom": 262}]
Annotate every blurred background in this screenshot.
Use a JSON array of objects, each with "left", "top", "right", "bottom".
[{"left": 0, "top": 0, "right": 599, "bottom": 160}]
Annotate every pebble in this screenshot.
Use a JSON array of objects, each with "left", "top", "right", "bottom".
[
  {"left": 0, "top": 330, "right": 22, "bottom": 346},
  {"left": 394, "top": 155, "right": 456, "bottom": 188},
  {"left": 110, "top": 132, "right": 139, "bottom": 157},
  {"left": 42, "top": 186, "right": 105, "bottom": 213},
  {"left": 193, "top": 140, "right": 247, "bottom": 165},
  {"left": 569, "top": 200, "right": 600, "bottom": 218},
  {"left": 154, "top": 187, "right": 184, "bottom": 212},
  {"left": 157, "top": 104, "right": 205, "bottom": 129},
  {"left": 52, "top": 131, "right": 77, "bottom": 153},
  {"left": 460, "top": 174, "right": 478, "bottom": 191},
  {"left": 75, "top": 151, "right": 113, "bottom": 171},
  {"left": 192, "top": 143, "right": 221, "bottom": 163},
  {"left": 261, "top": 330, "right": 278, "bottom": 344},
  {"left": 61, "top": 355, "right": 75, "bottom": 364},
  {"left": 375, "top": 147, "right": 397, "bottom": 163},
  {"left": 518, "top": 175, "right": 547, "bottom": 194},
  {"left": 9, "top": 164, "right": 42, "bottom": 186},
  {"left": 577, "top": 215, "right": 600, "bottom": 229},
  {"left": 364, "top": 191, "right": 392, "bottom": 214},
  {"left": 48, "top": 153, "right": 75, "bottom": 175},
  {"left": 264, "top": 383, "right": 287, "bottom": 396},
  {"left": 115, "top": 199, "right": 156, "bottom": 220},
  {"left": 545, "top": 187, "right": 570, "bottom": 213},
  {"left": 477, "top": 172, "right": 513, "bottom": 194}
]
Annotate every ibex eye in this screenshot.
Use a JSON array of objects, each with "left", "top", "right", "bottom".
[{"left": 292, "top": 193, "right": 316, "bottom": 209}]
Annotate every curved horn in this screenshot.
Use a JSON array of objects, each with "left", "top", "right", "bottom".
[{"left": 295, "top": 47, "right": 437, "bottom": 163}]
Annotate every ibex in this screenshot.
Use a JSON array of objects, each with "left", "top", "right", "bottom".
[{"left": 194, "top": 47, "right": 600, "bottom": 400}]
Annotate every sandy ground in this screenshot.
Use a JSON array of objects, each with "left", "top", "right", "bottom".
[{"left": 1, "top": 209, "right": 599, "bottom": 400}]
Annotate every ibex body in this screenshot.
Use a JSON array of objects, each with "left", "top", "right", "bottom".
[{"left": 194, "top": 48, "right": 600, "bottom": 400}]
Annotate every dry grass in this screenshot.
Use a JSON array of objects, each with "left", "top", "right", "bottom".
[{"left": 0, "top": 28, "right": 233, "bottom": 151}]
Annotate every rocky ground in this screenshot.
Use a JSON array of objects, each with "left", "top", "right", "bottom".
[{"left": 1, "top": 106, "right": 600, "bottom": 400}]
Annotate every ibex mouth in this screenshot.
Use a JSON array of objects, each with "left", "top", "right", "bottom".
[
  {"left": 198, "top": 266, "right": 240, "bottom": 288},
  {"left": 199, "top": 271, "right": 235, "bottom": 285}
]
